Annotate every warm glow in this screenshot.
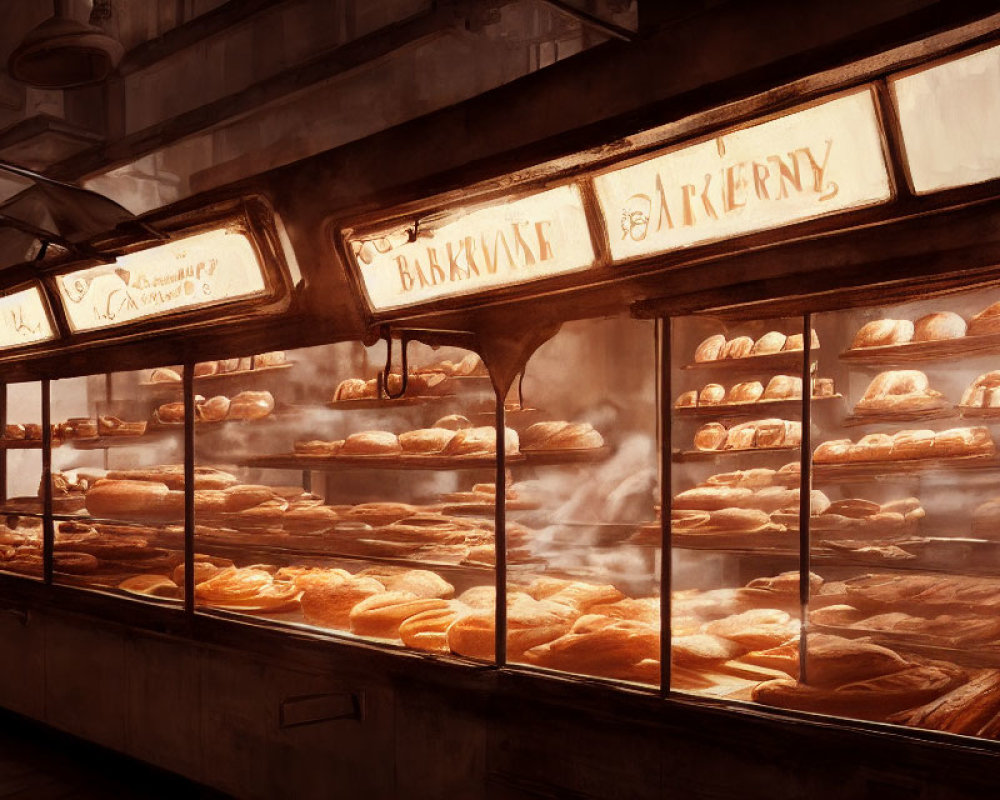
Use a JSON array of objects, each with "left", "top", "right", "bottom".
[
  {"left": 348, "top": 184, "right": 595, "bottom": 311},
  {"left": 57, "top": 228, "right": 268, "bottom": 332},
  {"left": 0, "top": 285, "right": 55, "bottom": 348},
  {"left": 594, "top": 88, "right": 892, "bottom": 262},
  {"left": 892, "top": 43, "right": 1000, "bottom": 194}
]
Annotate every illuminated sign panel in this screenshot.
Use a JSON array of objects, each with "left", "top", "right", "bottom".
[
  {"left": 348, "top": 184, "right": 595, "bottom": 311},
  {"left": 594, "top": 89, "right": 892, "bottom": 262},
  {"left": 57, "top": 228, "right": 267, "bottom": 332},
  {"left": 892, "top": 44, "right": 1000, "bottom": 194},
  {"left": 0, "top": 285, "right": 55, "bottom": 349}
]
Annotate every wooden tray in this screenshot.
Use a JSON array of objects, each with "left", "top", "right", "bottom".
[
  {"left": 139, "top": 362, "right": 295, "bottom": 389},
  {"left": 674, "top": 394, "right": 841, "bottom": 418},
  {"left": 682, "top": 350, "right": 818, "bottom": 372},
  {"left": 0, "top": 439, "right": 44, "bottom": 449},
  {"left": 327, "top": 395, "right": 455, "bottom": 410},
  {"left": 243, "top": 452, "right": 521, "bottom": 471},
  {"left": 840, "top": 332, "right": 1000, "bottom": 365},
  {"left": 673, "top": 446, "right": 800, "bottom": 462},
  {"left": 670, "top": 525, "right": 795, "bottom": 550},
  {"left": 843, "top": 404, "right": 955, "bottom": 426},
  {"left": 521, "top": 446, "right": 611, "bottom": 465},
  {"left": 958, "top": 406, "right": 1000, "bottom": 419}
]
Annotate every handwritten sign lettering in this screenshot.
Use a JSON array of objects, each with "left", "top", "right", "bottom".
[
  {"left": 348, "top": 185, "right": 594, "bottom": 311},
  {"left": 57, "top": 228, "right": 267, "bottom": 332},
  {"left": 0, "top": 285, "right": 55, "bottom": 349},
  {"left": 595, "top": 89, "right": 892, "bottom": 262}
]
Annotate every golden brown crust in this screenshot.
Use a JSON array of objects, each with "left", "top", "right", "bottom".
[
  {"left": 693, "top": 422, "right": 727, "bottom": 451},
  {"left": 751, "top": 331, "right": 787, "bottom": 356},
  {"left": 851, "top": 319, "right": 914, "bottom": 349},
  {"left": 694, "top": 334, "right": 726, "bottom": 362},
  {"left": 913, "top": 311, "right": 966, "bottom": 342},
  {"left": 342, "top": 430, "right": 402, "bottom": 455},
  {"left": 227, "top": 390, "right": 275, "bottom": 421}
]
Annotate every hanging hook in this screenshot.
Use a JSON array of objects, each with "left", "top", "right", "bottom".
[{"left": 378, "top": 328, "right": 409, "bottom": 400}]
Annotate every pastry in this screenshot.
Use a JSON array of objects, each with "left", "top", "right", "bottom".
[
  {"left": 751, "top": 331, "right": 787, "bottom": 355},
  {"left": 118, "top": 574, "right": 180, "bottom": 598},
  {"left": 970, "top": 301, "right": 1000, "bottom": 336},
  {"left": 694, "top": 334, "right": 726, "bottom": 362},
  {"left": 399, "top": 605, "right": 461, "bottom": 652},
  {"left": 694, "top": 422, "right": 727, "bottom": 451},
  {"left": 889, "top": 670, "right": 1000, "bottom": 734},
  {"left": 300, "top": 575, "right": 385, "bottom": 629},
  {"left": 675, "top": 390, "right": 698, "bottom": 408},
  {"left": 851, "top": 319, "right": 915, "bottom": 349},
  {"left": 698, "top": 384, "right": 726, "bottom": 405},
  {"left": 227, "top": 390, "right": 275, "bottom": 421},
  {"left": 357, "top": 567, "right": 454, "bottom": 599},
  {"left": 344, "top": 502, "right": 420, "bottom": 526},
  {"left": 398, "top": 428, "right": 455, "bottom": 454},
  {"left": 703, "top": 608, "right": 798, "bottom": 650},
  {"left": 913, "top": 311, "right": 967, "bottom": 341},
  {"left": 154, "top": 402, "right": 186, "bottom": 424},
  {"left": 671, "top": 634, "right": 744, "bottom": 666},
  {"left": 808, "top": 604, "right": 867, "bottom": 626},
  {"left": 97, "top": 416, "right": 147, "bottom": 436},
  {"left": 723, "top": 336, "right": 754, "bottom": 359},
  {"left": 341, "top": 430, "right": 402, "bottom": 455},
  {"left": 726, "top": 381, "right": 764, "bottom": 403},
  {"left": 349, "top": 592, "right": 450, "bottom": 638},
  {"left": 522, "top": 615, "right": 659, "bottom": 679},
  {"left": 762, "top": 375, "right": 801, "bottom": 400}
]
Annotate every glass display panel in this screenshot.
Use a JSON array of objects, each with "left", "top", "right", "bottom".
[
  {"left": 0, "top": 381, "right": 44, "bottom": 580},
  {"left": 56, "top": 228, "right": 268, "bottom": 333},
  {"left": 188, "top": 342, "right": 496, "bottom": 656},
  {"left": 0, "top": 285, "right": 56, "bottom": 349},
  {"left": 891, "top": 43, "right": 1000, "bottom": 194},
  {"left": 506, "top": 316, "right": 660, "bottom": 686},
  {"left": 669, "top": 315, "right": 808, "bottom": 699},
  {"left": 47, "top": 370, "right": 185, "bottom": 599},
  {"left": 783, "top": 285, "right": 1000, "bottom": 741},
  {"left": 594, "top": 88, "right": 892, "bottom": 263},
  {"left": 346, "top": 184, "right": 595, "bottom": 312}
]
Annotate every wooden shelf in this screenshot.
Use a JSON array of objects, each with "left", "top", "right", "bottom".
[
  {"left": 138, "top": 362, "right": 295, "bottom": 390},
  {"left": 682, "top": 350, "right": 817, "bottom": 373},
  {"left": 521, "top": 446, "right": 611, "bottom": 465},
  {"left": 674, "top": 394, "right": 840, "bottom": 419},
  {"left": 840, "top": 332, "right": 1000, "bottom": 365},
  {"left": 842, "top": 404, "right": 956, "bottom": 426},
  {"left": 242, "top": 453, "right": 520, "bottom": 471},
  {"left": 673, "top": 446, "right": 800, "bottom": 462},
  {"left": 811, "top": 453, "right": 999, "bottom": 483}
]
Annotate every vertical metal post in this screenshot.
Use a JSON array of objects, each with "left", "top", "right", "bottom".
[
  {"left": 42, "top": 379, "right": 53, "bottom": 585},
  {"left": 658, "top": 318, "right": 672, "bottom": 697},
  {"left": 183, "top": 363, "right": 195, "bottom": 615},
  {"left": 103, "top": 373, "right": 113, "bottom": 471},
  {"left": 798, "top": 314, "right": 813, "bottom": 685},
  {"left": 494, "top": 394, "right": 507, "bottom": 667}
]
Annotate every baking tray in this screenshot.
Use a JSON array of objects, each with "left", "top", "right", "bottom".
[{"left": 840, "top": 332, "right": 1000, "bottom": 364}]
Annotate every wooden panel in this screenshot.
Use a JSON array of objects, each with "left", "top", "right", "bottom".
[
  {"left": 124, "top": 634, "right": 203, "bottom": 782},
  {"left": 0, "top": 604, "right": 44, "bottom": 719},
  {"left": 43, "top": 617, "right": 127, "bottom": 751}
]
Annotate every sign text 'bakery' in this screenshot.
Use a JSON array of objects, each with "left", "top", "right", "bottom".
[
  {"left": 347, "top": 184, "right": 595, "bottom": 311},
  {"left": 56, "top": 227, "right": 268, "bottom": 333},
  {"left": 594, "top": 88, "right": 894, "bottom": 262}
]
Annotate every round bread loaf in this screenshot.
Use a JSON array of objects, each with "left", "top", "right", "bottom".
[
  {"left": 913, "top": 311, "right": 967, "bottom": 341},
  {"left": 851, "top": 319, "right": 914, "bottom": 349},
  {"left": 193, "top": 361, "right": 218, "bottom": 377},
  {"left": 300, "top": 576, "right": 384, "bottom": 629},
  {"left": 227, "top": 390, "right": 274, "bottom": 421},
  {"left": 399, "top": 605, "right": 461, "bottom": 652},
  {"left": 674, "top": 390, "right": 698, "bottom": 408},
  {"left": 782, "top": 329, "right": 820, "bottom": 351},
  {"left": 698, "top": 384, "right": 726, "bottom": 405},
  {"left": 349, "top": 592, "right": 450, "bottom": 638},
  {"left": 693, "top": 422, "right": 727, "bottom": 451},
  {"left": 723, "top": 336, "right": 754, "bottom": 359},
  {"left": 860, "top": 370, "right": 930, "bottom": 402},
  {"left": 694, "top": 334, "right": 726, "bottom": 362},
  {"left": 198, "top": 395, "right": 230, "bottom": 422},
  {"left": 751, "top": 331, "right": 787, "bottom": 355},
  {"left": 727, "top": 381, "right": 764, "bottom": 403},
  {"left": 813, "top": 439, "right": 853, "bottom": 463},
  {"left": 762, "top": 375, "right": 802, "bottom": 400},
  {"left": 86, "top": 479, "right": 171, "bottom": 518},
  {"left": 150, "top": 367, "right": 181, "bottom": 383},
  {"left": 433, "top": 414, "right": 472, "bottom": 430}
]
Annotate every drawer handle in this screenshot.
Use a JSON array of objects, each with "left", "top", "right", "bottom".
[{"left": 279, "top": 691, "right": 362, "bottom": 728}]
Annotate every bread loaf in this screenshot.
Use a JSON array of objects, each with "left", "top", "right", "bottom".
[
  {"left": 782, "top": 329, "right": 820, "bottom": 351},
  {"left": 253, "top": 351, "right": 286, "bottom": 368},
  {"left": 913, "top": 311, "right": 967, "bottom": 341},
  {"left": 851, "top": 319, "right": 914, "bottom": 349},
  {"left": 433, "top": 414, "right": 472, "bottom": 430},
  {"left": 723, "top": 423, "right": 757, "bottom": 450},
  {"left": 333, "top": 378, "right": 371, "bottom": 402},
  {"left": 727, "top": 381, "right": 764, "bottom": 403},
  {"left": 813, "top": 439, "right": 853, "bottom": 463},
  {"left": 969, "top": 301, "right": 1000, "bottom": 336},
  {"left": 723, "top": 336, "right": 754, "bottom": 359},
  {"left": 673, "top": 486, "right": 752, "bottom": 511},
  {"left": 751, "top": 331, "right": 787, "bottom": 355},
  {"left": 762, "top": 375, "right": 801, "bottom": 400},
  {"left": 698, "top": 384, "right": 726, "bottom": 405},
  {"left": 849, "top": 433, "right": 894, "bottom": 462},
  {"left": 193, "top": 361, "right": 218, "bottom": 377},
  {"left": 521, "top": 421, "right": 603, "bottom": 450},
  {"left": 441, "top": 426, "right": 519, "bottom": 456},
  {"left": 300, "top": 574, "right": 384, "bottom": 629},
  {"left": 349, "top": 591, "right": 449, "bottom": 638},
  {"left": 694, "top": 422, "right": 727, "bottom": 451},
  {"left": 694, "top": 334, "right": 726, "bottom": 362},
  {"left": 399, "top": 428, "right": 455, "bottom": 454},
  {"left": 892, "top": 429, "right": 935, "bottom": 459},
  {"left": 342, "top": 431, "right": 402, "bottom": 455},
  {"left": 86, "top": 480, "right": 172, "bottom": 519},
  {"left": 227, "top": 390, "right": 274, "bottom": 421},
  {"left": 155, "top": 402, "right": 186, "bottom": 424},
  {"left": 675, "top": 390, "right": 698, "bottom": 408},
  {"left": 813, "top": 378, "right": 835, "bottom": 397},
  {"left": 398, "top": 605, "right": 461, "bottom": 652},
  {"left": 198, "top": 395, "right": 230, "bottom": 422},
  {"left": 150, "top": 367, "right": 181, "bottom": 383}
]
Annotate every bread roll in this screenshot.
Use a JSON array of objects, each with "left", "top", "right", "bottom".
[
  {"left": 334, "top": 378, "right": 371, "bottom": 402},
  {"left": 814, "top": 439, "right": 853, "bottom": 463},
  {"left": 934, "top": 426, "right": 994, "bottom": 457},
  {"left": 723, "top": 336, "right": 754, "bottom": 359},
  {"left": 751, "top": 331, "right": 787, "bottom": 355},
  {"left": 675, "top": 390, "right": 698, "bottom": 408},
  {"left": 913, "top": 311, "right": 967, "bottom": 341},
  {"left": 433, "top": 414, "right": 472, "bottom": 430},
  {"left": 399, "top": 605, "right": 461, "bottom": 652},
  {"left": 254, "top": 351, "right": 286, "bottom": 368},
  {"left": 150, "top": 367, "right": 182, "bottom": 383},
  {"left": 227, "top": 390, "right": 274, "bottom": 421},
  {"left": 399, "top": 428, "right": 455, "bottom": 454},
  {"left": 522, "top": 615, "right": 659, "bottom": 679},
  {"left": 703, "top": 609, "right": 798, "bottom": 651},
  {"left": 349, "top": 591, "right": 449, "bottom": 638},
  {"left": 851, "top": 319, "right": 914, "bottom": 349},
  {"left": 724, "top": 423, "right": 757, "bottom": 450},
  {"left": 300, "top": 575, "right": 384, "bottom": 629},
  {"left": 849, "top": 433, "right": 894, "bottom": 462},
  {"left": 441, "top": 426, "right": 519, "bottom": 456},
  {"left": 762, "top": 375, "right": 802, "bottom": 400},
  {"left": 781, "top": 329, "right": 819, "bottom": 351},
  {"left": 694, "top": 334, "right": 726, "bottom": 362},
  {"left": 698, "top": 384, "right": 726, "bottom": 405},
  {"left": 707, "top": 507, "right": 770, "bottom": 531},
  {"left": 726, "top": 382, "right": 764, "bottom": 403},
  {"left": 86, "top": 480, "right": 171, "bottom": 518},
  {"left": 969, "top": 301, "right": 1000, "bottom": 336},
  {"left": 342, "top": 431, "right": 402, "bottom": 455},
  {"left": 813, "top": 377, "right": 835, "bottom": 397},
  {"left": 193, "top": 361, "right": 218, "bottom": 377},
  {"left": 694, "top": 422, "right": 727, "bottom": 451},
  {"left": 198, "top": 395, "right": 230, "bottom": 422},
  {"left": 672, "top": 634, "right": 744, "bottom": 666},
  {"left": 155, "top": 402, "right": 186, "bottom": 424},
  {"left": 358, "top": 567, "right": 454, "bottom": 599}
]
